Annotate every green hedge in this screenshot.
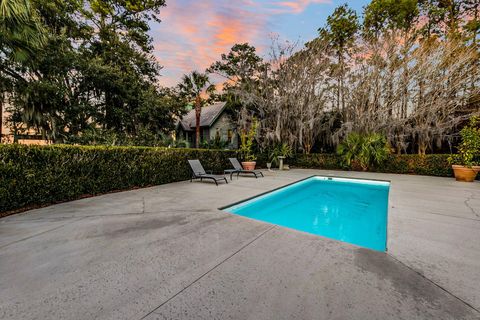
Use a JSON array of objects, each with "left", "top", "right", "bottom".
[
  {"left": 0, "top": 144, "right": 237, "bottom": 214},
  {"left": 0, "top": 144, "right": 454, "bottom": 215},
  {"left": 289, "top": 153, "right": 452, "bottom": 177}
]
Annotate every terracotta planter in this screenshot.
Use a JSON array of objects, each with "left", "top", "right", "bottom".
[
  {"left": 242, "top": 161, "right": 256, "bottom": 171},
  {"left": 452, "top": 165, "right": 478, "bottom": 182},
  {"left": 473, "top": 166, "right": 480, "bottom": 173}
]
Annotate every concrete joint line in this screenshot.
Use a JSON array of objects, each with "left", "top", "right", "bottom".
[
  {"left": 388, "top": 253, "right": 480, "bottom": 314},
  {"left": 0, "top": 217, "right": 84, "bottom": 250},
  {"left": 139, "top": 225, "right": 276, "bottom": 320}
]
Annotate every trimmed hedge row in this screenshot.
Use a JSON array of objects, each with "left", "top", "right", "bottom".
[
  {"left": 289, "top": 153, "right": 452, "bottom": 177},
  {"left": 0, "top": 144, "right": 237, "bottom": 214}
]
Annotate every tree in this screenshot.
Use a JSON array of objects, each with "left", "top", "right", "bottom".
[
  {"left": 462, "top": 0, "right": 480, "bottom": 46},
  {"left": 363, "top": 0, "right": 420, "bottom": 119},
  {"left": 84, "top": 0, "right": 165, "bottom": 133},
  {"left": 418, "top": 0, "right": 480, "bottom": 41},
  {"left": 0, "top": 0, "right": 47, "bottom": 141},
  {"left": 364, "top": 0, "right": 419, "bottom": 36},
  {"left": 208, "top": 43, "right": 265, "bottom": 85},
  {"left": 0, "top": 0, "right": 178, "bottom": 143},
  {"left": 178, "top": 71, "right": 215, "bottom": 148},
  {"left": 318, "top": 4, "right": 359, "bottom": 113},
  {"left": 233, "top": 2, "right": 479, "bottom": 155},
  {"left": 207, "top": 43, "right": 267, "bottom": 123},
  {"left": 0, "top": 0, "right": 46, "bottom": 61}
]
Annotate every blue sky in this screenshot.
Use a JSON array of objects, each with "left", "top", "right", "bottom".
[{"left": 150, "top": 0, "right": 370, "bottom": 86}]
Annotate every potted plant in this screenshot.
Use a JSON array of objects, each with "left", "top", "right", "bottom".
[
  {"left": 448, "top": 116, "right": 480, "bottom": 182},
  {"left": 240, "top": 119, "right": 258, "bottom": 171}
]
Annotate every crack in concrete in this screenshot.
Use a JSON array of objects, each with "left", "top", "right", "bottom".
[
  {"left": 138, "top": 225, "right": 276, "bottom": 320},
  {"left": 464, "top": 191, "right": 479, "bottom": 218}
]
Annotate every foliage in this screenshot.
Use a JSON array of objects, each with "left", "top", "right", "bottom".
[
  {"left": 64, "top": 127, "right": 180, "bottom": 147},
  {"left": 319, "top": 4, "right": 359, "bottom": 56},
  {"left": 363, "top": 0, "right": 419, "bottom": 35},
  {"left": 208, "top": 43, "right": 265, "bottom": 86},
  {"left": 2, "top": 0, "right": 479, "bottom": 155},
  {"left": 318, "top": 4, "right": 359, "bottom": 113},
  {"left": 0, "top": 144, "right": 237, "bottom": 214},
  {"left": 448, "top": 116, "right": 480, "bottom": 166},
  {"left": 239, "top": 118, "right": 258, "bottom": 161},
  {"left": 177, "top": 71, "right": 216, "bottom": 148},
  {"left": 291, "top": 153, "right": 452, "bottom": 177},
  {"left": 268, "top": 143, "right": 293, "bottom": 165},
  {"left": 228, "top": 0, "right": 480, "bottom": 155},
  {"left": 0, "top": 0, "right": 47, "bottom": 61},
  {"left": 200, "top": 136, "right": 229, "bottom": 149},
  {"left": 337, "top": 132, "right": 390, "bottom": 171},
  {"left": 207, "top": 43, "right": 267, "bottom": 123},
  {"left": 1, "top": 0, "right": 184, "bottom": 143}
]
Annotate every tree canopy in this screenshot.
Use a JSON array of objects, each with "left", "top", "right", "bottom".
[
  {"left": 1, "top": 0, "right": 479, "bottom": 154},
  {"left": 1, "top": 0, "right": 183, "bottom": 144}
]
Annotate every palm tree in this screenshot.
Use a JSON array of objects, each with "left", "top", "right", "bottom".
[
  {"left": 0, "top": 0, "right": 46, "bottom": 141},
  {"left": 0, "top": 0, "right": 46, "bottom": 61},
  {"left": 337, "top": 132, "right": 389, "bottom": 171},
  {"left": 178, "top": 71, "right": 215, "bottom": 148}
]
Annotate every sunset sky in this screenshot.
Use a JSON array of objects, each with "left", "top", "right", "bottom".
[{"left": 151, "top": 0, "right": 370, "bottom": 87}]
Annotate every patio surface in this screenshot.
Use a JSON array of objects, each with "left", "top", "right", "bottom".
[{"left": 1, "top": 169, "right": 479, "bottom": 320}]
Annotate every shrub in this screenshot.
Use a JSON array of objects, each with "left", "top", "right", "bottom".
[
  {"left": 290, "top": 153, "right": 452, "bottom": 177},
  {"left": 375, "top": 154, "right": 452, "bottom": 177},
  {"left": 292, "top": 154, "right": 342, "bottom": 170},
  {"left": 269, "top": 143, "right": 293, "bottom": 166},
  {"left": 337, "top": 132, "right": 390, "bottom": 171},
  {"left": 0, "top": 144, "right": 237, "bottom": 214},
  {"left": 448, "top": 116, "right": 480, "bottom": 167}
]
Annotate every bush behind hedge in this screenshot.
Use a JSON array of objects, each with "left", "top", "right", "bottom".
[{"left": 0, "top": 144, "right": 237, "bottom": 214}]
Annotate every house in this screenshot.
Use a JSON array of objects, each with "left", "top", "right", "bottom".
[
  {"left": 1, "top": 101, "right": 47, "bottom": 145},
  {"left": 176, "top": 101, "right": 238, "bottom": 149}
]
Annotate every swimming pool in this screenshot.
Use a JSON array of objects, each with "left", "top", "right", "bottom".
[{"left": 224, "top": 176, "right": 390, "bottom": 251}]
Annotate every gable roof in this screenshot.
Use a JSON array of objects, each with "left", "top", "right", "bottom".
[{"left": 179, "top": 101, "right": 227, "bottom": 131}]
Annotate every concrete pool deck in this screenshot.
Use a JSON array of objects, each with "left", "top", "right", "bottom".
[{"left": 0, "top": 169, "right": 479, "bottom": 319}]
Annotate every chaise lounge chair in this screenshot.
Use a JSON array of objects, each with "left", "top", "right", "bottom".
[
  {"left": 228, "top": 158, "right": 264, "bottom": 180},
  {"left": 188, "top": 159, "right": 228, "bottom": 186}
]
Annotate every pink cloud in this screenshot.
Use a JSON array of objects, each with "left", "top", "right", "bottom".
[
  {"left": 152, "top": 0, "right": 331, "bottom": 87},
  {"left": 273, "top": 0, "right": 331, "bottom": 14}
]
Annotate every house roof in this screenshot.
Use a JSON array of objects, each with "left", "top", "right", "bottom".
[{"left": 179, "top": 101, "right": 227, "bottom": 131}]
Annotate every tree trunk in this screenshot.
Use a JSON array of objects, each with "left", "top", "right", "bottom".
[
  {"left": 418, "top": 141, "right": 427, "bottom": 155},
  {"left": 195, "top": 95, "right": 201, "bottom": 148},
  {"left": 337, "top": 52, "right": 342, "bottom": 114},
  {"left": 340, "top": 54, "right": 345, "bottom": 117}
]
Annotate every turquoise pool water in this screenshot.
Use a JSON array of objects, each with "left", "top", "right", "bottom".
[{"left": 224, "top": 176, "right": 390, "bottom": 251}]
